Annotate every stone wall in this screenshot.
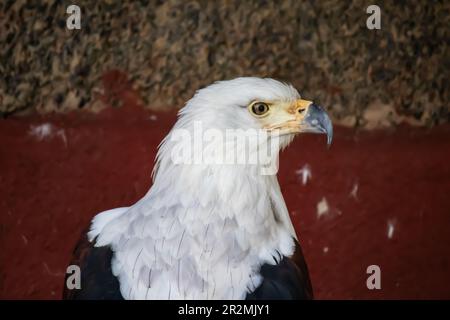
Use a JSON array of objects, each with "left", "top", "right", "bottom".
[{"left": 1, "top": 0, "right": 449, "bottom": 127}]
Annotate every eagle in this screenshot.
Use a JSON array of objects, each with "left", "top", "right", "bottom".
[{"left": 63, "top": 77, "right": 332, "bottom": 300}]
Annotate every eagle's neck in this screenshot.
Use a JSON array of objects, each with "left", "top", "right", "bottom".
[{"left": 149, "top": 129, "right": 298, "bottom": 243}]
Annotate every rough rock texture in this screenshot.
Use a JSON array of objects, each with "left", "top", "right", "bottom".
[{"left": 1, "top": 0, "right": 449, "bottom": 127}]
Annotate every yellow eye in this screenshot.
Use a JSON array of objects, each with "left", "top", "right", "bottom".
[{"left": 250, "top": 102, "right": 269, "bottom": 116}]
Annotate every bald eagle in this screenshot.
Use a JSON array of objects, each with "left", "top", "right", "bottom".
[{"left": 63, "top": 77, "right": 332, "bottom": 300}]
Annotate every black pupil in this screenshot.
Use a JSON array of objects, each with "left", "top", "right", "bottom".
[{"left": 256, "top": 103, "right": 266, "bottom": 113}]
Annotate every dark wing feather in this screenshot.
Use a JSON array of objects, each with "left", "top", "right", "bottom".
[
  {"left": 62, "top": 232, "right": 124, "bottom": 300},
  {"left": 246, "top": 240, "right": 313, "bottom": 300}
]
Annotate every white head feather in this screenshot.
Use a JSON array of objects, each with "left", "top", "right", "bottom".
[{"left": 89, "top": 77, "right": 301, "bottom": 299}]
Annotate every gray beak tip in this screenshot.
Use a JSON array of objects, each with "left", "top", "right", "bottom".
[
  {"left": 325, "top": 120, "right": 333, "bottom": 147},
  {"left": 303, "top": 103, "right": 333, "bottom": 147},
  {"left": 327, "top": 132, "right": 333, "bottom": 147}
]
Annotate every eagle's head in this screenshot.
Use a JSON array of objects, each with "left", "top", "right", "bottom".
[
  {"left": 155, "top": 77, "right": 332, "bottom": 178},
  {"left": 186, "top": 77, "right": 331, "bottom": 139}
]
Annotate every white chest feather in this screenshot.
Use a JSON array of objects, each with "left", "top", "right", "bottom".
[{"left": 89, "top": 164, "right": 296, "bottom": 300}]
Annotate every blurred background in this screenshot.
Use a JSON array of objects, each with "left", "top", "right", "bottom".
[{"left": 0, "top": 0, "right": 449, "bottom": 299}]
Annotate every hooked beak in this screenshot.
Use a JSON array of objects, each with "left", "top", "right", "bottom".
[{"left": 300, "top": 103, "right": 333, "bottom": 146}]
